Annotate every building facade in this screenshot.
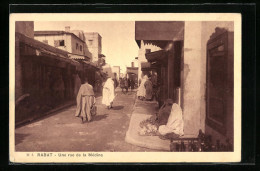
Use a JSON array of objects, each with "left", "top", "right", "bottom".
[
  {"left": 34, "top": 28, "right": 92, "bottom": 60},
  {"left": 84, "top": 32, "right": 103, "bottom": 62},
  {"left": 34, "top": 28, "right": 103, "bottom": 89},
  {"left": 15, "top": 22, "right": 82, "bottom": 125},
  {"left": 135, "top": 21, "right": 234, "bottom": 147}
]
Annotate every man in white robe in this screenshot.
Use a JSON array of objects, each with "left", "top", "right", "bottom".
[
  {"left": 158, "top": 103, "right": 184, "bottom": 136},
  {"left": 137, "top": 75, "right": 148, "bottom": 100},
  {"left": 102, "top": 77, "right": 115, "bottom": 109}
]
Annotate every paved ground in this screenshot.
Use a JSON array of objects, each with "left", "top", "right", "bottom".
[{"left": 15, "top": 89, "right": 158, "bottom": 152}]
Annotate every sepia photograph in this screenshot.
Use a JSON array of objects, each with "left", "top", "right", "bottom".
[{"left": 9, "top": 13, "right": 241, "bottom": 163}]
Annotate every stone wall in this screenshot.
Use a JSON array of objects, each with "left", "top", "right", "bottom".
[
  {"left": 182, "top": 21, "right": 234, "bottom": 139},
  {"left": 182, "top": 21, "right": 203, "bottom": 137}
]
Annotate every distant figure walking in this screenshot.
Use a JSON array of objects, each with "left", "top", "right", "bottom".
[
  {"left": 124, "top": 77, "right": 129, "bottom": 93},
  {"left": 112, "top": 78, "right": 118, "bottom": 89},
  {"left": 102, "top": 77, "right": 115, "bottom": 109},
  {"left": 75, "top": 77, "right": 95, "bottom": 123},
  {"left": 130, "top": 78, "right": 135, "bottom": 91},
  {"left": 120, "top": 78, "right": 125, "bottom": 93}
]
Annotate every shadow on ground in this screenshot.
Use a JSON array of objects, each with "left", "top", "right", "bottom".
[
  {"left": 92, "top": 114, "right": 109, "bottom": 122},
  {"left": 111, "top": 106, "right": 124, "bottom": 110},
  {"left": 15, "top": 133, "right": 30, "bottom": 145}
]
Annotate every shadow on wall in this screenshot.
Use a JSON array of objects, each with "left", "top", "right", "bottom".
[{"left": 183, "top": 64, "right": 190, "bottom": 84}]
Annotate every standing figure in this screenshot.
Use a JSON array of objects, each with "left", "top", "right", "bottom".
[
  {"left": 102, "top": 77, "right": 115, "bottom": 109},
  {"left": 75, "top": 77, "right": 95, "bottom": 123},
  {"left": 112, "top": 78, "right": 118, "bottom": 89},
  {"left": 144, "top": 76, "right": 153, "bottom": 101},
  {"left": 124, "top": 77, "right": 129, "bottom": 93},
  {"left": 128, "top": 77, "right": 131, "bottom": 89},
  {"left": 137, "top": 75, "right": 147, "bottom": 100},
  {"left": 112, "top": 73, "right": 118, "bottom": 89},
  {"left": 75, "top": 78, "right": 96, "bottom": 123},
  {"left": 119, "top": 78, "right": 125, "bottom": 93},
  {"left": 130, "top": 78, "right": 135, "bottom": 91}
]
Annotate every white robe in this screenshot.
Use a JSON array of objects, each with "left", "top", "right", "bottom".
[
  {"left": 158, "top": 103, "right": 184, "bottom": 136},
  {"left": 137, "top": 76, "right": 148, "bottom": 97},
  {"left": 102, "top": 78, "right": 115, "bottom": 106}
]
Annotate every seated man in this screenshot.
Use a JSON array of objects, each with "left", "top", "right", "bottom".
[{"left": 139, "top": 99, "right": 174, "bottom": 136}]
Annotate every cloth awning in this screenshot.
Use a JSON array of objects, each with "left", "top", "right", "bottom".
[{"left": 145, "top": 50, "right": 168, "bottom": 62}]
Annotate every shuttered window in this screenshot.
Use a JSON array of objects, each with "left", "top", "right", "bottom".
[{"left": 54, "top": 40, "right": 65, "bottom": 47}]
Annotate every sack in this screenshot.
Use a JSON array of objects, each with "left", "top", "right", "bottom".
[{"left": 90, "top": 105, "right": 97, "bottom": 116}]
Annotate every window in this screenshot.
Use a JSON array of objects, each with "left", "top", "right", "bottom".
[
  {"left": 54, "top": 40, "right": 65, "bottom": 47},
  {"left": 88, "top": 40, "right": 93, "bottom": 46},
  {"left": 60, "top": 40, "right": 65, "bottom": 46},
  {"left": 80, "top": 45, "right": 82, "bottom": 51},
  {"left": 145, "top": 49, "right": 151, "bottom": 54},
  {"left": 42, "top": 40, "right": 48, "bottom": 44}
]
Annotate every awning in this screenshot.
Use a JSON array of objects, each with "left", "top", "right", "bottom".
[
  {"left": 145, "top": 50, "right": 168, "bottom": 62},
  {"left": 36, "top": 49, "right": 67, "bottom": 59},
  {"left": 69, "top": 53, "right": 89, "bottom": 60},
  {"left": 34, "top": 49, "right": 74, "bottom": 66},
  {"left": 99, "top": 54, "right": 106, "bottom": 58},
  {"left": 70, "top": 59, "right": 83, "bottom": 71},
  {"left": 135, "top": 21, "right": 185, "bottom": 47},
  {"left": 83, "top": 61, "right": 99, "bottom": 70},
  {"left": 141, "top": 62, "right": 150, "bottom": 71},
  {"left": 141, "top": 62, "right": 150, "bottom": 68},
  {"left": 35, "top": 49, "right": 83, "bottom": 67},
  {"left": 126, "top": 67, "right": 138, "bottom": 75}
]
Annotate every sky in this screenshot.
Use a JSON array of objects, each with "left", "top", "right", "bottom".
[{"left": 34, "top": 21, "right": 139, "bottom": 73}]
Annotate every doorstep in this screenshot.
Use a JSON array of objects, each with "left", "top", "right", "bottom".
[
  {"left": 125, "top": 98, "right": 170, "bottom": 151},
  {"left": 125, "top": 98, "right": 198, "bottom": 151}
]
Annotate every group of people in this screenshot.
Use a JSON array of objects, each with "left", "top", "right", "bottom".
[
  {"left": 137, "top": 75, "right": 153, "bottom": 101},
  {"left": 74, "top": 73, "right": 155, "bottom": 124},
  {"left": 75, "top": 76, "right": 116, "bottom": 124},
  {"left": 119, "top": 77, "right": 135, "bottom": 93}
]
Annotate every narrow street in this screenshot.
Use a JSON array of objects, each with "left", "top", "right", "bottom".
[{"left": 15, "top": 89, "right": 157, "bottom": 152}]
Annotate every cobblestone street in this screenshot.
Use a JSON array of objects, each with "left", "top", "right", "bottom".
[{"left": 15, "top": 90, "right": 157, "bottom": 152}]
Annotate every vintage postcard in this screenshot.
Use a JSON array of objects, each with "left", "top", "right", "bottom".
[{"left": 9, "top": 13, "right": 241, "bottom": 163}]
